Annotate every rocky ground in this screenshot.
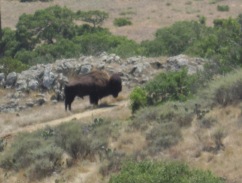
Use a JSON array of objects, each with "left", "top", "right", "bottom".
[{"left": 0, "top": 54, "right": 205, "bottom": 113}]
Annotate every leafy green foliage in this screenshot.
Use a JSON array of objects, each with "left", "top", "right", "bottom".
[
  {"left": 110, "top": 39, "right": 143, "bottom": 58},
  {"left": 76, "top": 10, "right": 109, "bottom": 28},
  {"left": 16, "top": 6, "right": 76, "bottom": 49},
  {"left": 0, "top": 28, "right": 19, "bottom": 57},
  {"left": 130, "top": 87, "right": 147, "bottom": 113},
  {"left": 109, "top": 161, "right": 224, "bottom": 183},
  {"left": 217, "top": 5, "right": 229, "bottom": 12},
  {"left": 0, "top": 57, "right": 28, "bottom": 75},
  {"left": 74, "top": 31, "right": 141, "bottom": 57},
  {"left": 142, "top": 21, "right": 205, "bottom": 56},
  {"left": 129, "top": 69, "right": 198, "bottom": 113},
  {"left": 145, "top": 69, "right": 197, "bottom": 104},
  {"left": 188, "top": 17, "right": 242, "bottom": 73},
  {"left": 113, "top": 18, "right": 132, "bottom": 27}
]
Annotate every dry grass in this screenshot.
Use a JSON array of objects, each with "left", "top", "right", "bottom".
[
  {"left": 109, "top": 131, "right": 147, "bottom": 155},
  {"left": 2, "top": 0, "right": 242, "bottom": 42},
  {"left": 163, "top": 104, "right": 242, "bottom": 183}
]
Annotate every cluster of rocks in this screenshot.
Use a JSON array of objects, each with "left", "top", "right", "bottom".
[{"left": 0, "top": 53, "right": 206, "bottom": 113}]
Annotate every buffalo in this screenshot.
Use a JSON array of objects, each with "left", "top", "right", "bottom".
[{"left": 64, "top": 70, "right": 122, "bottom": 111}]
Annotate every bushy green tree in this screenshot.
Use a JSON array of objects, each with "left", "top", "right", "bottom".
[
  {"left": 187, "top": 17, "right": 242, "bottom": 73},
  {"left": 74, "top": 31, "right": 141, "bottom": 56},
  {"left": 0, "top": 28, "right": 19, "bottom": 57},
  {"left": 76, "top": 10, "right": 109, "bottom": 28},
  {"left": 16, "top": 6, "right": 76, "bottom": 49},
  {"left": 142, "top": 21, "right": 205, "bottom": 56}
]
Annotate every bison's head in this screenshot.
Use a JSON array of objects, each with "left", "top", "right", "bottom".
[{"left": 109, "top": 73, "right": 122, "bottom": 98}]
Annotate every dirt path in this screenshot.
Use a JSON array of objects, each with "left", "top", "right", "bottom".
[{"left": 1, "top": 100, "right": 129, "bottom": 139}]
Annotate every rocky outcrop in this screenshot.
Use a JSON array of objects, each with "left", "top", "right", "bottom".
[
  {"left": 0, "top": 53, "right": 206, "bottom": 112},
  {"left": 164, "top": 54, "right": 205, "bottom": 74}
]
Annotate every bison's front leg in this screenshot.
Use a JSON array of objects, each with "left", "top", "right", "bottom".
[
  {"left": 89, "top": 94, "right": 99, "bottom": 105},
  {"left": 65, "top": 95, "right": 75, "bottom": 111}
]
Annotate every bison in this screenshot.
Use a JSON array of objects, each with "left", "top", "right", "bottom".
[{"left": 64, "top": 70, "right": 122, "bottom": 111}]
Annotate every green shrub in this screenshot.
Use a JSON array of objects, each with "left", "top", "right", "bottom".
[
  {"left": 214, "top": 79, "right": 242, "bottom": 106},
  {"left": 130, "top": 87, "right": 147, "bottom": 113},
  {"left": 114, "top": 18, "right": 132, "bottom": 27},
  {"left": 0, "top": 131, "right": 62, "bottom": 174},
  {"left": 27, "top": 145, "right": 63, "bottom": 180},
  {"left": 0, "top": 57, "right": 28, "bottom": 75},
  {"left": 110, "top": 39, "right": 143, "bottom": 58},
  {"left": 142, "top": 21, "right": 205, "bottom": 56},
  {"left": 0, "top": 28, "right": 19, "bottom": 58},
  {"left": 217, "top": 5, "right": 229, "bottom": 12},
  {"left": 144, "top": 69, "right": 197, "bottom": 105},
  {"left": 146, "top": 122, "right": 181, "bottom": 152},
  {"left": 54, "top": 119, "right": 118, "bottom": 160},
  {"left": 109, "top": 160, "right": 224, "bottom": 183},
  {"left": 54, "top": 122, "right": 91, "bottom": 159},
  {"left": 14, "top": 50, "right": 38, "bottom": 65}
]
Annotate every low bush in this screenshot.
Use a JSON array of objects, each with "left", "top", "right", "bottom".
[
  {"left": 130, "top": 87, "right": 147, "bottom": 113},
  {"left": 0, "top": 131, "right": 62, "bottom": 178},
  {"left": 0, "top": 118, "right": 119, "bottom": 180},
  {"left": 146, "top": 122, "right": 181, "bottom": 153},
  {"left": 217, "top": 5, "right": 229, "bottom": 12},
  {"left": 113, "top": 18, "right": 132, "bottom": 27},
  {"left": 0, "top": 57, "right": 28, "bottom": 75},
  {"left": 109, "top": 160, "right": 224, "bottom": 183},
  {"left": 130, "top": 69, "right": 198, "bottom": 114}
]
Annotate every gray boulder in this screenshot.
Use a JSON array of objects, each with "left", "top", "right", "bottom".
[
  {"left": 165, "top": 54, "right": 205, "bottom": 74},
  {"left": 28, "top": 79, "right": 39, "bottom": 90},
  {"left": 42, "top": 67, "right": 57, "bottom": 89},
  {"left": 0, "top": 73, "right": 5, "bottom": 87},
  {"left": 6, "top": 72, "right": 17, "bottom": 88}
]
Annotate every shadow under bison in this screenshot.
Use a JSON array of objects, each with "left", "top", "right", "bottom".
[{"left": 64, "top": 70, "right": 122, "bottom": 111}]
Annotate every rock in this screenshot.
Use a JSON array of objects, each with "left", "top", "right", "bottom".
[
  {"left": 15, "top": 79, "right": 28, "bottom": 91},
  {"left": 5, "top": 72, "right": 17, "bottom": 88},
  {"left": 35, "top": 98, "right": 46, "bottom": 106},
  {"left": 0, "top": 73, "right": 5, "bottom": 87},
  {"left": 42, "top": 67, "right": 57, "bottom": 89},
  {"left": 79, "top": 64, "right": 93, "bottom": 74},
  {"left": 28, "top": 79, "right": 39, "bottom": 90},
  {"left": 165, "top": 54, "right": 205, "bottom": 74}
]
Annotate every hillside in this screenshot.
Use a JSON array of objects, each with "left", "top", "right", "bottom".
[
  {"left": 1, "top": 55, "right": 242, "bottom": 183},
  {"left": 1, "top": 0, "right": 242, "bottom": 183},
  {"left": 2, "top": 0, "right": 242, "bottom": 42}
]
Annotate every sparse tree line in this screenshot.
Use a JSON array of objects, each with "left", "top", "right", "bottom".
[{"left": 1, "top": 6, "right": 242, "bottom": 76}]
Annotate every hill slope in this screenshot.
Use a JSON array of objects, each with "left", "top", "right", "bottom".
[{"left": 2, "top": 0, "right": 242, "bottom": 42}]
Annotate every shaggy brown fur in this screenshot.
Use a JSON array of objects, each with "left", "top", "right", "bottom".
[{"left": 64, "top": 70, "right": 122, "bottom": 111}]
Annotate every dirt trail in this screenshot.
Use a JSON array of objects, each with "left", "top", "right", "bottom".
[{"left": 1, "top": 100, "right": 129, "bottom": 139}]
